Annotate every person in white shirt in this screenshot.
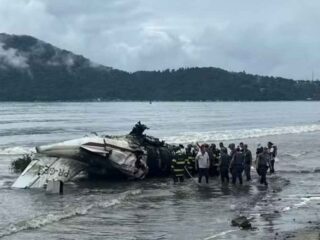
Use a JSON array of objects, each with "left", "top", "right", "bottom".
[
  {"left": 267, "top": 142, "right": 277, "bottom": 174},
  {"left": 195, "top": 144, "right": 210, "bottom": 183}
]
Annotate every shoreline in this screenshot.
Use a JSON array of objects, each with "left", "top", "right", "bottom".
[{"left": 0, "top": 100, "right": 320, "bottom": 103}]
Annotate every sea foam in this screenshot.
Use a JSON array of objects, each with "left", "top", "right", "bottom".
[
  {"left": 163, "top": 123, "right": 320, "bottom": 143},
  {"left": 0, "top": 147, "right": 35, "bottom": 155}
]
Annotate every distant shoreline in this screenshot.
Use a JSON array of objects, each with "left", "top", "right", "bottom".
[
  {"left": 0, "top": 100, "right": 319, "bottom": 103},
  {"left": 1, "top": 33, "right": 320, "bottom": 102}
]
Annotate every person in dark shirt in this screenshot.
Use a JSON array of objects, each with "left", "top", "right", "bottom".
[
  {"left": 239, "top": 142, "right": 244, "bottom": 152},
  {"left": 219, "top": 142, "right": 228, "bottom": 155},
  {"left": 219, "top": 148, "right": 230, "bottom": 183},
  {"left": 228, "top": 143, "right": 236, "bottom": 159},
  {"left": 229, "top": 147, "right": 244, "bottom": 185},
  {"left": 256, "top": 147, "right": 270, "bottom": 186},
  {"left": 209, "top": 144, "right": 220, "bottom": 177},
  {"left": 255, "top": 144, "right": 263, "bottom": 175},
  {"left": 243, "top": 144, "right": 252, "bottom": 181}
]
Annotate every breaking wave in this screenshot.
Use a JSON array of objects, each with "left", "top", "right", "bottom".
[
  {"left": 0, "top": 189, "right": 142, "bottom": 238},
  {"left": 0, "top": 147, "right": 35, "bottom": 155},
  {"left": 164, "top": 123, "right": 320, "bottom": 143}
]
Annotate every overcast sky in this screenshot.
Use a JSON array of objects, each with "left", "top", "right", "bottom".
[{"left": 0, "top": 0, "right": 319, "bottom": 79}]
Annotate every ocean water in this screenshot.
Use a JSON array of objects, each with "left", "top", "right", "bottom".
[{"left": 0, "top": 101, "right": 320, "bottom": 239}]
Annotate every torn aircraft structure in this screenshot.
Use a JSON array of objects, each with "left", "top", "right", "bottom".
[{"left": 12, "top": 122, "right": 177, "bottom": 189}]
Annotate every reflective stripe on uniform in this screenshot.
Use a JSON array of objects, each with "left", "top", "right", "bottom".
[
  {"left": 172, "top": 157, "right": 186, "bottom": 177},
  {"left": 174, "top": 173, "right": 184, "bottom": 177},
  {"left": 175, "top": 162, "right": 186, "bottom": 166},
  {"left": 187, "top": 157, "right": 195, "bottom": 169}
]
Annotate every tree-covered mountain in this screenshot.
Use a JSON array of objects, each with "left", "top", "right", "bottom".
[{"left": 0, "top": 33, "right": 319, "bottom": 101}]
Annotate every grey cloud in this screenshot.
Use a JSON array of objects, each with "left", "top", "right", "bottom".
[
  {"left": 0, "top": 0, "right": 320, "bottom": 79},
  {"left": 46, "top": 52, "right": 75, "bottom": 67},
  {"left": 0, "top": 42, "right": 29, "bottom": 69}
]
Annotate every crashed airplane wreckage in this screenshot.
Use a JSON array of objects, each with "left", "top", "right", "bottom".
[{"left": 12, "top": 122, "right": 178, "bottom": 189}]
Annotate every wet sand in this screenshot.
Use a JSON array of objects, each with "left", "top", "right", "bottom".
[{"left": 280, "top": 226, "right": 320, "bottom": 240}]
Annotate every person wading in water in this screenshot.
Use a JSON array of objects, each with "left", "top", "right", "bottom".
[
  {"left": 195, "top": 144, "right": 210, "bottom": 184},
  {"left": 256, "top": 147, "right": 270, "bottom": 186},
  {"left": 267, "top": 142, "right": 277, "bottom": 174},
  {"left": 243, "top": 144, "right": 252, "bottom": 181},
  {"left": 229, "top": 147, "right": 245, "bottom": 185}
]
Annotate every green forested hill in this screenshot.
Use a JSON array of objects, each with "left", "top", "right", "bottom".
[{"left": 0, "top": 33, "right": 319, "bottom": 101}]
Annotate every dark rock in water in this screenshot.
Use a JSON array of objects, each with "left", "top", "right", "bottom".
[{"left": 231, "top": 216, "right": 252, "bottom": 229}]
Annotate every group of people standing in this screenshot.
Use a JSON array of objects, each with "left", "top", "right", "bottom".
[{"left": 171, "top": 141, "right": 277, "bottom": 186}]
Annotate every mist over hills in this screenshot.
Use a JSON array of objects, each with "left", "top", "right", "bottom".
[{"left": 0, "top": 33, "right": 319, "bottom": 101}]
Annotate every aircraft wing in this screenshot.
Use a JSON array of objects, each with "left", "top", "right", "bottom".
[{"left": 12, "top": 156, "right": 87, "bottom": 189}]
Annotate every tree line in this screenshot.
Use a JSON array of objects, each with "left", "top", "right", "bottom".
[
  {"left": 1, "top": 66, "right": 319, "bottom": 101},
  {"left": 0, "top": 34, "right": 319, "bottom": 101}
]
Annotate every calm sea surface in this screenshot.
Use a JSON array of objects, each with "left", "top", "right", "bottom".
[{"left": 0, "top": 102, "right": 320, "bottom": 239}]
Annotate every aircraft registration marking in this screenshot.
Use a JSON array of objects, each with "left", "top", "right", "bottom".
[{"left": 38, "top": 165, "right": 70, "bottom": 178}]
